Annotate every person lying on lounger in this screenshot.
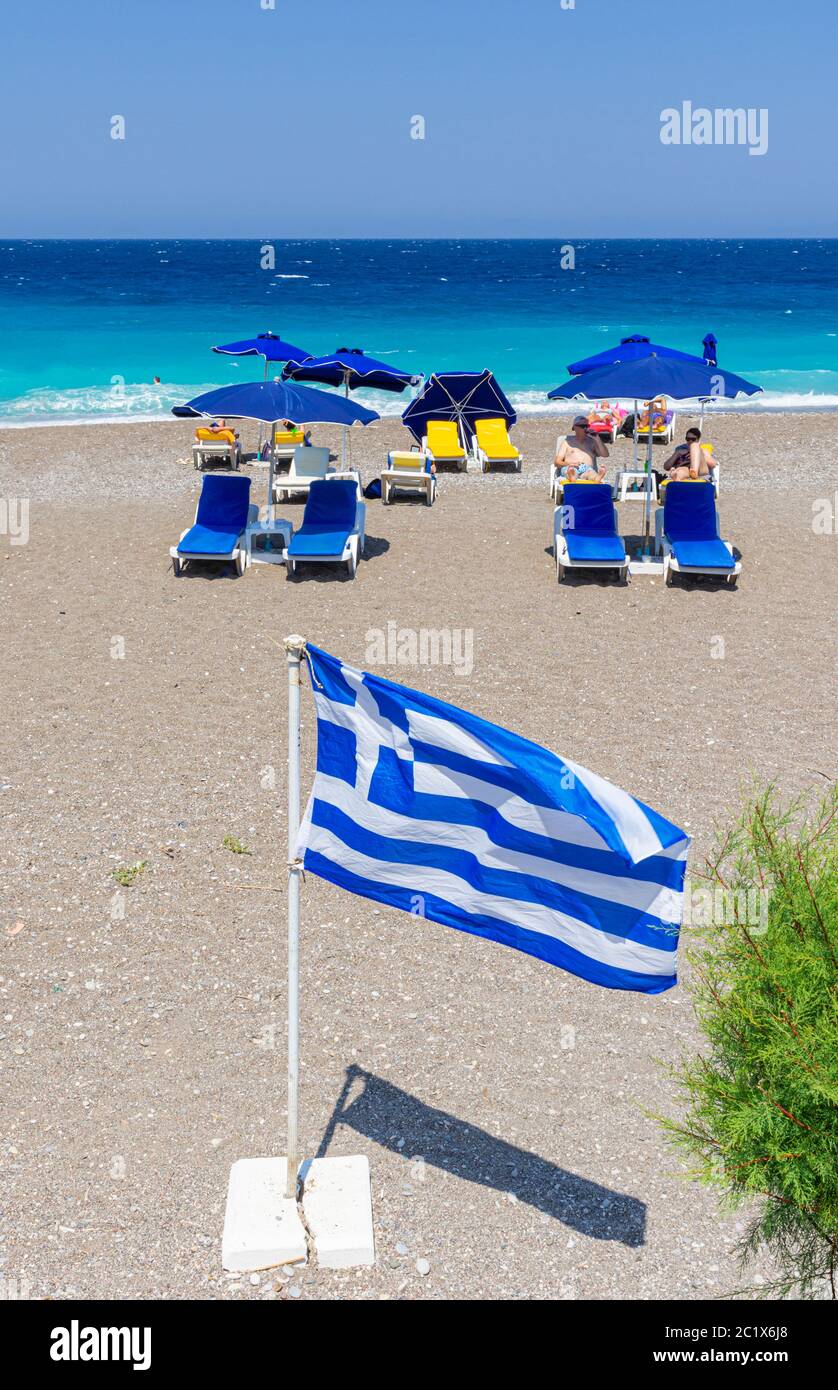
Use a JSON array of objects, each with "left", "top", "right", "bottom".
[
  {"left": 638, "top": 398, "right": 668, "bottom": 432},
  {"left": 554, "top": 415, "right": 609, "bottom": 482},
  {"left": 663, "top": 427, "right": 715, "bottom": 481},
  {"left": 274, "top": 419, "right": 312, "bottom": 446},
  {"left": 196, "top": 419, "right": 240, "bottom": 441}
]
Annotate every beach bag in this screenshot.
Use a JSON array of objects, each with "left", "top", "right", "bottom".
[{"left": 363, "top": 478, "right": 382, "bottom": 499}]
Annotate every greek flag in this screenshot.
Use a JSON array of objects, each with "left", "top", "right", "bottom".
[{"left": 297, "top": 646, "right": 690, "bottom": 994}]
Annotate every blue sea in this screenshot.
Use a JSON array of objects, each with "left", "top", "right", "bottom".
[{"left": 2, "top": 239, "right": 837, "bottom": 426}]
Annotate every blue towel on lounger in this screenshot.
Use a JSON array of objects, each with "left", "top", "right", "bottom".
[
  {"left": 663, "top": 482, "right": 734, "bottom": 570},
  {"left": 287, "top": 479, "right": 358, "bottom": 558},
  {"left": 561, "top": 484, "right": 627, "bottom": 564}
]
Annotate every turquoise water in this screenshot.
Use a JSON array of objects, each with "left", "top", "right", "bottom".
[{"left": 2, "top": 239, "right": 837, "bottom": 424}]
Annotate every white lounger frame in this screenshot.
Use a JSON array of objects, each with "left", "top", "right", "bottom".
[
  {"left": 662, "top": 537, "right": 740, "bottom": 588},
  {"left": 273, "top": 445, "right": 333, "bottom": 501},
  {"left": 170, "top": 501, "right": 259, "bottom": 577},
  {"left": 191, "top": 438, "right": 242, "bottom": 470},
  {"left": 552, "top": 506, "right": 629, "bottom": 584},
  {"left": 381, "top": 451, "right": 436, "bottom": 505},
  {"left": 269, "top": 442, "right": 301, "bottom": 469},
  {"left": 286, "top": 498, "right": 367, "bottom": 579}
]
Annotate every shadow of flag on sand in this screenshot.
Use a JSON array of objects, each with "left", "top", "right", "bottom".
[{"left": 317, "top": 1065, "right": 646, "bottom": 1248}]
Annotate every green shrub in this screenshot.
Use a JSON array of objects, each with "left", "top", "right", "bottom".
[
  {"left": 111, "top": 861, "right": 147, "bottom": 888},
  {"left": 661, "top": 782, "right": 838, "bottom": 1298},
  {"left": 222, "top": 835, "right": 251, "bottom": 855}
]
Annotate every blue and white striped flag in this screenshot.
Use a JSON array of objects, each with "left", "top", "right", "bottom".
[{"left": 297, "top": 646, "right": 690, "bottom": 994}]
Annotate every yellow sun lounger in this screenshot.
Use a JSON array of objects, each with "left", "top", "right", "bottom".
[
  {"left": 196, "top": 426, "right": 237, "bottom": 444},
  {"left": 269, "top": 423, "right": 310, "bottom": 468},
  {"left": 191, "top": 426, "right": 242, "bottom": 471},
  {"left": 422, "top": 420, "right": 467, "bottom": 472},
  {"left": 273, "top": 427, "right": 306, "bottom": 446},
  {"left": 474, "top": 417, "right": 523, "bottom": 473}
]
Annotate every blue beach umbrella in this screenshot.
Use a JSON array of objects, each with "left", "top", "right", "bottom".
[
  {"left": 563, "top": 337, "right": 733, "bottom": 472},
  {"left": 402, "top": 370, "right": 516, "bottom": 447},
  {"left": 549, "top": 355, "right": 761, "bottom": 404},
  {"left": 212, "top": 332, "right": 312, "bottom": 381},
  {"left": 284, "top": 347, "right": 421, "bottom": 395},
  {"left": 566, "top": 334, "right": 707, "bottom": 376},
  {"left": 173, "top": 378, "right": 380, "bottom": 427},
  {"left": 284, "top": 348, "right": 419, "bottom": 465},
  {"left": 548, "top": 354, "right": 761, "bottom": 556},
  {"left": 210, "top": 335, "right": 313, "bottom": 454}
]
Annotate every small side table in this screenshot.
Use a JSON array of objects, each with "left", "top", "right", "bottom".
[
  {"left": 247, "top": 518, "right": 293, "bottom": 566},
  {"left": 616, "top": 470, "right": 658, "bottom": 503}
]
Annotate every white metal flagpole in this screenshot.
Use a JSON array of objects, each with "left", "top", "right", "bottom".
[
  {"left": 221, "top": 633, "right": 374, "bottom": 1270},
  {"left": 285, "top": 634, "right": 305, "bottom": 1199}
]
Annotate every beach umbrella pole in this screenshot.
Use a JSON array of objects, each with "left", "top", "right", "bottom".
[
  {"left": 255, "top": 358, "right": 269, "bottom": 457},
  {"left": 643, "top": 413, "right": 655, "bottom": 555}
]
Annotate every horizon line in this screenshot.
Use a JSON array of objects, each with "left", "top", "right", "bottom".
[{"left": 2, "top": 235, "right": 837, "bottom": 244}]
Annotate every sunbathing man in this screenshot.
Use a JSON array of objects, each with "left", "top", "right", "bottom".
[
  {"left": 554, "top": 415, "right": 609, "bottom": 482},
  {"left": 663, "top": 427, "right": 715, "bottom": 481},
  {"left": 196, "top": 418, "right": 238, "bottom": 440}
]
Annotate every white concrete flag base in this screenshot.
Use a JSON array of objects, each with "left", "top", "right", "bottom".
[
  {"left": 222, "top": 1158, "right": 307, "bottom": 1272},
  {"left": 221, "top": 1155, "right": 374, "bottom": 1273},
  {"left": 300, "top": 1155, "right": 375, "bottom": 1269}
]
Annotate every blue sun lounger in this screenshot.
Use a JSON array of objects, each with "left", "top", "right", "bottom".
[
  {"left": 662, "top": 481, "right": 740, "bottom": 587},
  {"left": 553, "top": 483, "right": 629, "bottom": 583},
  {"left": 170, "top": 473, "right": 256, "bottom": 576},
  {"left": 286, "top": 478, "right": 366, "bottom": 578}
]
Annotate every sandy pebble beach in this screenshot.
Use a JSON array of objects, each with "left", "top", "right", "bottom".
[{"left": 1, "top": 411, "right": 836, "bottom": 1301}]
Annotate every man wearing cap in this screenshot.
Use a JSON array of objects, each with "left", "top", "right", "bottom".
[{"left": 554, "top": 415, "right": 609, "bottom": 482}]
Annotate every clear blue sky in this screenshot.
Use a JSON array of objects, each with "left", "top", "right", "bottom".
[{"left": 2, "top": 0, "right": 835, "bottom": 237}]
